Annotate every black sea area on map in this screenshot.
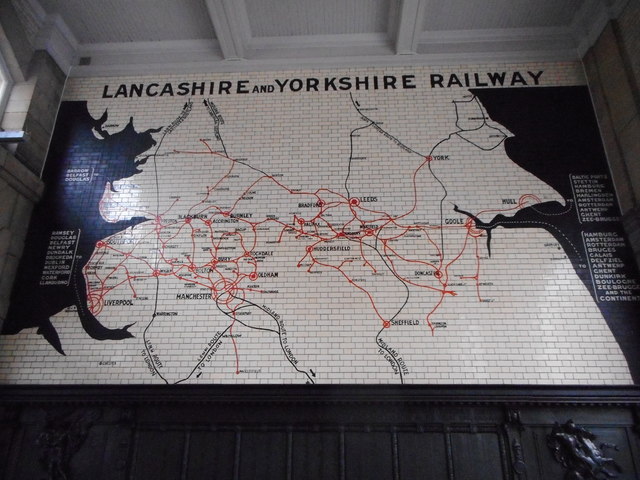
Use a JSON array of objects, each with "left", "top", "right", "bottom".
[
  {"left": 471, "top": 86, "right": 640, "bottom": 383},
  {"left": 2, "top": 101, "right": 160, "bottom": 354}
]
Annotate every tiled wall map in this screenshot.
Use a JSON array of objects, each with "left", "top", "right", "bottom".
[{"left": 2, "top": 62, "right": 639, "bottom": 384}]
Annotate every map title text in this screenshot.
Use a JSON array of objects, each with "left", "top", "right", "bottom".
[{"left": 101, "top": 71, "right": 544, "bottom": 98}]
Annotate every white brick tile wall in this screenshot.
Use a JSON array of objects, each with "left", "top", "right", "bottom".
[{"left": 0, "top": 61, "right": 635, "bottom": 385}]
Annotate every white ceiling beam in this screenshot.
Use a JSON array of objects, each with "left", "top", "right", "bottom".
[
  {"left": 69, "top": 47, "right": 580, "bottom": 78},
  {"left": 6, "top": 0, "right": 78, "bottom": 74},
  {"left": 35, "top": 13, "right": 79, "bottom": 74},
  {"left": 248, "top": 33, "right": 393, "bottom": 59},
  {"left": 395, "top": 0, "right": 425, "bottom": 55},
  {"left": 204, "top": 0, "right": 251, "bottom": 60},
  {"left": 571, "top": 0, "right": 630, "bottom": 57}
]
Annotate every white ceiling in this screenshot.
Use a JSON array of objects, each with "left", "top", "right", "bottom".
[
  {"left": 38, "top": 0, "right": 217, "bottom": 43},
  {"left": 245, "top": 0, "right": 392, "bottom": 37},
  {"left": 8, "top": 0, "right": 630, "bottom": 77},
  {"left": 423, "top": 0, "right": 585, "bottom": 30}
]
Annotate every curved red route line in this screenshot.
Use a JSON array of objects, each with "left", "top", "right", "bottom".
[{"left": 85, "top": 135, "right": 540, "bottom": 362}]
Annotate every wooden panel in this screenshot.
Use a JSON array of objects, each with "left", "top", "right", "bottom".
[
  {"left": 530, "top": 427, "right": 569, "bottom": 480},
  {"left": 292, "top": 431, "right": 341, "bottom": 480},
  {"left": 450, "top": 432, "right": 505, "bottom": 480},
  {"left": 582, "top": 427, "right": 639, "bottom": 480},
  {"left": 5, "top": 426, "right": 46, "bottom": 480},
  {"left": 99, "top": 425, "right": 132, "bottom": 480},
  {"left": 0, "top": 385, "right": 639, "bottom": 480},
  {"left": 133, "top": 430, "right": 185, "bottom": 480},
  {"left": 0, "top": 423, "right": 15, "bottom": 480},
  {"left": 238, "top": 431, "right": 287, "bottom": 480},
  {"left": 70, "top": 425, "right": 111, "bottom": 480},
  {"left": 344, "top": 431, "right": 393, "bottom": 479},
  {"left": 397, "top": 431, "right": 448, "bottom": 479},
  {"left": 187, "top": 431, "right": 236, "bottom": 480}
]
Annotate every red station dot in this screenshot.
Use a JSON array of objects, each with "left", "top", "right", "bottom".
[
  {"left": 349, "top": 198, "right": 360, "bottom": 206},
  {"left": 383, "top": 321, "right": 391, "bottom": 328},
  {"left": 434, "top": 270, "right": 442, "bottom": 279},
  {"left": 249, "top": 272, "right": 258, "bottom": 281},
  {"left": 298, "top": 218, "right": 305, "bottom": 225},
  {"left": 306, "top": 246, "right": 313, "bottom": 253}
]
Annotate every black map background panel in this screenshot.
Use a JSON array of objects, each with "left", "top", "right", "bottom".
[
  {"left": 473, "top": 86, "right": 608, "bottom": 198},
  {"left": 3, "top": 102, "right": 159, "bottom": 354},
  {"left": 473, "top": 86, "right": 640, "bottom": 381}
]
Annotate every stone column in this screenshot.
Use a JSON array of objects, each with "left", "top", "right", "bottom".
[
  {"left": 0, "top": 148, "right": 43, "bottom": 327},
  {"left": 0, "top": 17, "right": 66, "bottom": 330},
  {"left": 583, "top": 0, "right": 640, "bottom": 267}
]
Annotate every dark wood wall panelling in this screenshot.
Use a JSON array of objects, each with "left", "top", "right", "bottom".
[{"left": 0, "top": 385, "right": 639, "bottom": 479}]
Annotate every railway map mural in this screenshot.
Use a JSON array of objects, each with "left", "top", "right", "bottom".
[{"left": 1, "top": 62, "right": 639, "bottom": 384}]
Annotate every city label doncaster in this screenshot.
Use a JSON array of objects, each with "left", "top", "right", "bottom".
[{"left": 100, "top": 71, "right": 544, "bottom": 98}]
